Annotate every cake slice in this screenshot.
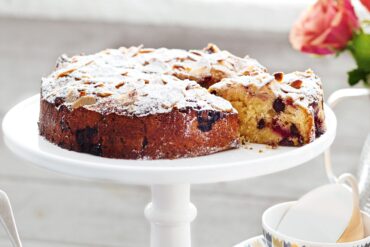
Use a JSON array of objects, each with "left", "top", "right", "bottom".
[{"left": 209, "top": 69, "right": 326, "bottom": 146}]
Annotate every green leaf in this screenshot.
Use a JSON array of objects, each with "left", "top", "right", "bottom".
[
  {"left": 347, "top": 68, "right": 367, "bottom": 86},
  {"left": 348, "top": 31, "right": 370, "bottom": 72}
]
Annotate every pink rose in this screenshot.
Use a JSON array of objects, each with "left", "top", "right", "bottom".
[
  {"left": 290, "top": 0, "right": 360, "bottom": 55},
  {"left": 360, "top": 0, "right": 370, "bottom": 11}
]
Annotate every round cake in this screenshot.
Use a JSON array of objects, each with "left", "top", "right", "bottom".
[
  {"left": 39, "top": 44, "right": 326, "bottom": 159},
  {"left": 39, "top": 44, "right": 264, "bottom": 159}
]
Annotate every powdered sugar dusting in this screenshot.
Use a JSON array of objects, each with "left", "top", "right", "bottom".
[
  {"left": 41, "top": 44, "right": 265, "bottom": 116},
  {"left": 209, "top": 69, "right": 324, "bottom": 109}
]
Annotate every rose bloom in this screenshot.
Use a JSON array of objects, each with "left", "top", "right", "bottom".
[{"left": 290, "top": 0, "right": 360, "bottom": 55}]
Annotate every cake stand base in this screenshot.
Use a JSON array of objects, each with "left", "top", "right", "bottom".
[{"left": 145, "top": 184, "right": 196, "bottom": 247}]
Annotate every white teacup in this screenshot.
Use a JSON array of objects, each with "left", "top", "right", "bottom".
[{"left": 262, "top": 201, "right": 370, "bottom": 247}]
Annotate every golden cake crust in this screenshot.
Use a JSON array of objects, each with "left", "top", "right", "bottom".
[{"left": 39, "top": 100, "right": 239, "bottom": 159}]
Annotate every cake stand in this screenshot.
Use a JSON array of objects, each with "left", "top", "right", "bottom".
[{"left": 2, "top": 95, "right": 337, "bottom": 247}]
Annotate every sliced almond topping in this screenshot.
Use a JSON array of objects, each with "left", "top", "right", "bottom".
[
  {"left": 139, "top": 49, "right": 154, "bottom": 54},
  {"left": 97, "top": 92, "right": 113, "bottom": 98},
  {"left": 161, "top": 103, "right": 170, "bottom": 109},
  {"left": 291, "top": 80, "right": 303, "bottom": 89},
  {"left": 190, "top": 51, "right": 202, "bottom": 56},
  {"left": 72, "top": 96, "right": 96, "bottom": 109},
  {"left": 119, "top": 90, "right": 137, "bottom": 106},
  {"left": 204, "top": 43, "right": 220, "bottom": 54},
  {"left": 121, "top": 72, "right": 128, "bottom": 76},
  {"left": 115, "top": 82, "right": 125, "bottom": 89},
  {"left": 173, "top": 65, "right": 186, "bottom": 71},
  {"left": 185, "top": 84, "right": 195, "bottom": 90},
  {"left": 85, "top": 60, "right": 94, "bottom": 66},
  {"left": 94, "top": 83, "right": 104, "bottom": 88},
  {"left": 57, "top": 68, "right": 76, "bottom": 78},
  {"left": 274, "top": 72, "right": 284, "bottom": 82},
  {"left": 187, "top": 56, "right": 196, "bottom": 62},
  {"left": 65, "top": 89, "right": 78, "bottom": 103}
]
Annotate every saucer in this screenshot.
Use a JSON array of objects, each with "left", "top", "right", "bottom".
[{"left": 234, "top": 235, "right": 266, "bottom": 247}]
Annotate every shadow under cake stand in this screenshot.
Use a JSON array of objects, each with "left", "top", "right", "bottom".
[{"left": 2, "top": 95, "right": 337, "bottom": 247}]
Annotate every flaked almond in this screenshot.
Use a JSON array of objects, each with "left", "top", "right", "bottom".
[
  {"left": 121, "top": 72, "right": 128, "bottom": 76},
  {"left": 118, "top": 90, "right": 137, "bottom": 106},
  {"left": 72, "top": 96, "right": 96, "bottom": 109},
  {"left": 274, "top": 72, "right": 284, "bottom": 82},
  {"left": 204, "top": 43, "right": 220, "bottom": 54},
  {"left": 94, "top": 83, "right": 104, "bottom": 88},
  {"left": 190, "top": 51, "right": 202, "bottom": 56},
  {"left": 97, "top": 92, "right": 113, "bottom": 97},
  {"left": 190, "top": 66, "right": 207, "bottom": 76},
  {"left": 173, "top": 65, "right": 186, "bottom": 71},
  {"left": 177, "top": 56, "right": 193, "bottom": 62},
  {"left": 185, "top": 85, "right": 193, "bottom": 90},
  {"left": 186, "top": 56, "right": 196, "bottom": 62},
  {"left": 291, "top": 80, "right": 303, "bottom": 89},
  {"left": 139, "top": 49, "right": 154, "bottom": 54},
  {"left": 85, "top": 60, "right": 94, "bottom": 66},
  {"left": 115, "top": 82, "right": 125, "bottom": 89},
  {"left": 65, "top": 89, "right": 78, "bottom": 103},
  {"left": 57, "top": 68, "right": 76, "bottom": 78},
  {"left": 161, "top": 103, "right": 171, "bottom": 109},
  {"left": 101, "top": 49, "right": 111, "bottom": 55}
]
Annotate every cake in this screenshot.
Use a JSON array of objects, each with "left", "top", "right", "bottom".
[
  {"left": 209, "top": 70, "right": 326, "bottom": 146},
  {"left": 39, "top": 44, "right": 326, "bottom": 159}
]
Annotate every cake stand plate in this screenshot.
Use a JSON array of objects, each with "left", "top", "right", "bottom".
[{"left": 2, "top": 95, "right": 337, "bottom": 247}]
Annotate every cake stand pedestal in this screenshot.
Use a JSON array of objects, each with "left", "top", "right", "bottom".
[{"left": 2, "top": 95, "right": 337, "bottom": 247}]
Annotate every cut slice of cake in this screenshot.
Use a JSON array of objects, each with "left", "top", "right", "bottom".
[{"left": 209, "top": 69, "right": 326, "bottom": 146}]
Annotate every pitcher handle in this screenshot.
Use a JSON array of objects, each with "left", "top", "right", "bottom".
[{"left": 325, "top": 88, "right": 370, "bottom": 183}]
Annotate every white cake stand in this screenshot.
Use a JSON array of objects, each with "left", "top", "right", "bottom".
[{"left": 2, "top": 95, "right": 336, "bottom": 247}]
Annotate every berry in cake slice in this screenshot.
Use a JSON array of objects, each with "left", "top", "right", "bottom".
[{"left": 209, "top": 69, "right": 326, "bottom": 146}]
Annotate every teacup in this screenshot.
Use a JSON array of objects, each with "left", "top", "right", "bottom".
[{"left": 262, "top": 201, "right": 370, "bottom": 247}]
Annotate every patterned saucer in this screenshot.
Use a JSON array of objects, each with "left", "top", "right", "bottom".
[{"left": 234, "top": 235, "right": 266, "bottom": 247}]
